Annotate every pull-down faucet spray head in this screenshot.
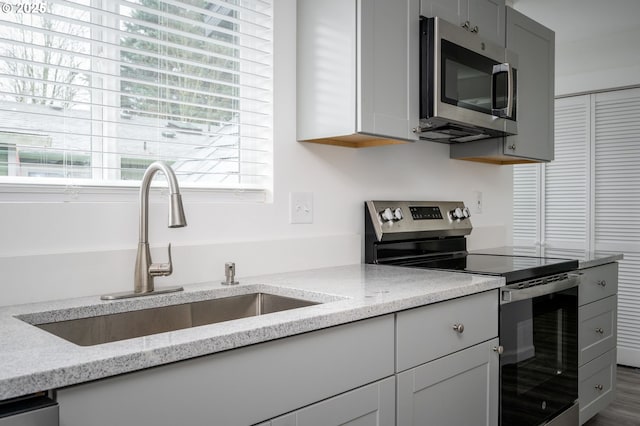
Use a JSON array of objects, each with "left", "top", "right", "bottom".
[{"left": 169, "top": 193, "right": 187, "bottom": 228}]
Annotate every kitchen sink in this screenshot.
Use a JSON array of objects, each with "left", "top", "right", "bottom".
[{"left": 35, "top": 292, "right": 320, "bottom": 346}]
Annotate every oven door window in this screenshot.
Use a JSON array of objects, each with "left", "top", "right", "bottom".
[
  {"left": 441, "top": 39, "right": 504, "bottom": 116},
  {"left": 500, "top": 287, "right": 578, "bottom": 426}
]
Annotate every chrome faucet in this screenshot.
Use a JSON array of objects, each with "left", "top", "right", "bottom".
[{"left": 102, "top": 161, "right": 187, "bottom": 300}]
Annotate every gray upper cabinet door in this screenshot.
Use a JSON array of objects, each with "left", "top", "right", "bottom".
[
  {"left": 503, "top": 6, "right": 555, "bottom": 161},
  {"left": 419, "top": 0, "right": 468, "bottom": 31},
  {"left": 297, "top": 0, "right": 420, "bottom": 147},
  {"left": 270, "top": 377, "right": 396, "bottom": 426},
  {"left": 449, "top": 6, "right": 554, "bottom": 164},
  {"left": 420, "top": 0, "right": 505, "bottom": 47},
  {"left": 397, "top": 338, "right": 499, "bottom": 426},
  {"left": 468, "top": 0, "right": 505, "bottom": 47},
  {"left": 359, "top": 0, "right": 421, "bottom": 142}
]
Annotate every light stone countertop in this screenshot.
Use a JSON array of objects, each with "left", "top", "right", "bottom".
[
  {"left": 471, "top": 246, "right": 623, "bottom": 269},
  {"left": 0, "top": 263, "right": 504, "bottom": 401}
]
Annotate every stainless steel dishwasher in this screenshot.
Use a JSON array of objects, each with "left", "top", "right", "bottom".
[{"left": 0, "top": 395, "right": 58, "bottom": 426}]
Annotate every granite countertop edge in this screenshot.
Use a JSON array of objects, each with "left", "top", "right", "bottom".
[
  {"left": 0, "top": 264, "right": 504, "bottom": 401},
  {"left": 576, "top": 254, "right": 623, "bottom": 269}
]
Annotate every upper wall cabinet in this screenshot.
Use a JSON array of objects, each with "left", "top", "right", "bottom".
[
  {"left": 420, "top": 0, "right": 505, "bottom": 47},
  {"left": 450, "top": 7, "right": 555, "bottom": 164},
  {"left": 297, "top": 0, "right": 420, "bottom": 147}
]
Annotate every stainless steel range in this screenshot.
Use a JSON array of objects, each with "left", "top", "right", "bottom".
[{"left": 365, "top": 200, "right": 580, "bottom": 426}]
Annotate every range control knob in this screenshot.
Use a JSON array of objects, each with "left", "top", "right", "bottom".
[
  {"left": 462, "top": 207, "right": 471, "bottom": 219},
  {"left": 380, "top": 208, "right": 395, "bottom": 222},
  {"left": 450, "top": 207, "right": 464, "bottom": 220},
  {"left": 393, "top": 208, "right": 403, "bottom": 220}
]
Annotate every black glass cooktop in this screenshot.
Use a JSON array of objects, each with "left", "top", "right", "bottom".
[{"left": 390, "top": 253, "right": 578, "bottom": 284}]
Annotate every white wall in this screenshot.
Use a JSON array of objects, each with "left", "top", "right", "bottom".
[
  {"left": 554, "top": 29, "right": 640, "bottom": 95},
  {"left": 512, "top": 0, "right": 640, "bottom": 95},
  {"left": 0, "top": 0, "right": 513, "bottom": 307}
]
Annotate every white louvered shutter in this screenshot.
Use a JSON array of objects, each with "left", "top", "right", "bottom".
[
  {"left": 593, "top": 88, "right": 640, "bottom": 366},
  {"left": 513, "top": 163, "right": 540, "bottom": 245},
  {"left": 544, "top": 96, "right": 589, "bottom": 249},
  {"left": 0, "top": 0, "right": 273, "bottom": 190}
]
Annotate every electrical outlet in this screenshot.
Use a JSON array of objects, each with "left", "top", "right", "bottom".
[
  {"left": 290, "top": 192, "right": 313, "bottom": 224},
  {"left": 474, "top": 191, "right": 483, "bottom": 214}
]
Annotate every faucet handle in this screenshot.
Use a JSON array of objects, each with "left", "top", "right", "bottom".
[{"left": 149, "top": 243, "right": 174, "bottom": 277}]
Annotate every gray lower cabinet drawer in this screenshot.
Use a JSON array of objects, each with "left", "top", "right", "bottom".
[
  {"left": 579, "top": 348, "right": 616, "bottom": 425},
  {"left": 579, "top": 263, "right": 618, "bottom": 306},
  {"left": 579, "top": 295, "right": 617, "bottom": 366},
  {"left": 265, "top": 376, "right": 395, "bottom": 426},
  {"left": 396, "top": 290, "right": 498, "bottom": 372}
]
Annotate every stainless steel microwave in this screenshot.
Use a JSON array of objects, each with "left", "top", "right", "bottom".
[{"left": 416, "top": 16, "right": 518, "bottom": 143}]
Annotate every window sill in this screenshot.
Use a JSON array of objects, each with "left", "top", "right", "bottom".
[{"left": 0, "top": 182, "right": 268, "bottom": 204}]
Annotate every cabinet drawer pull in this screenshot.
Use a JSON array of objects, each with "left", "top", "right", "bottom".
[
  {"left": 595, "top": 384, "right": 604, "bottom": 391},
  {"left": 595, "top": 327, "right": 604, "bottom": 334},
  {"left": 597, "top": 280, "right": 607, "bottom": 287},
  {"left": 452, "top": 323, "right": 464, "bottom": 333}
]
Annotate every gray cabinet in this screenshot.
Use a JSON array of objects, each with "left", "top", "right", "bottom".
[
  {"left": 396, "top": 289, "right": 498, "bottom": 371},
  {"left": 297, "top": 0, "right": 420, "bottom": 147},
  {"left": 578, "top": 263, "right": 618, "bottom": 425},
  {"left": 395, "top": 290, "right": 499, "bottom": 426},
  {"left": 57, "top": 315, "right": 395, "bottom": 426},
  {"left": 397, "top": 338, "right": 499, "bottom": 426},
  {"left": 56, "top": 291, "right": 501, "bottom": 426},
  {"left": 451, "top": 7, "right": 555, "bottom": 164},
  {"left": 264, "top": 377, "right": 395, "bottom": 426},
  {"left": 420, "top": 0, "right": 505, "bottom": 47}
]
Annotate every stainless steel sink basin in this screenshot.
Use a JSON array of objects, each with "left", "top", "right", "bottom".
[{"left": 35, "top": 293, "right": 319, "bottom": 346}]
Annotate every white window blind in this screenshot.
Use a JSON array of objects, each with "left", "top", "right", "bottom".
[{"left": 0, "top": 0, "right": 272, "bottom": 190}]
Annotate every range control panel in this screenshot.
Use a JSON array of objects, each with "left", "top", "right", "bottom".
[{"left": 365, "top": 200, "right": 472, "bottom": 242}]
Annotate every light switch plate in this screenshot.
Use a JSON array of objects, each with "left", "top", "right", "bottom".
[
  {"left": 290, "top": 192, "right": 313, "bottom": 224},
  {"left": 474, "top": 191, "right": 483, "bottom": 214}
]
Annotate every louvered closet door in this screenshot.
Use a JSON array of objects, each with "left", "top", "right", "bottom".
[
  {"left": 545, "top": 96, "right": 590, "bottom": 249},
  {"left": 593, "top": 88, "right": 640, "bottom": 367},
  {"left": 513, "top": 163, "right": 540, "bottom": 245}
]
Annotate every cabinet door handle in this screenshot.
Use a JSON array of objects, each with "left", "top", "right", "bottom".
[
  {"left": 597, "top": 280, "right": 607, "bottom": 287},
  {"left": 493, "top": 345, "right": 504, "bottom": 354},
  {"left": 452, "top": 323, "right": 464, "bottom": 333},
  {"left": 595, "top": 384, "right": 604, "bottom": 391},
  {"left": 596, "top": 327, "right": 604, "bottom": 334}
]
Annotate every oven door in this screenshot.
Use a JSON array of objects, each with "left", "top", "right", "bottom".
[{"left": 499, "top": 277, "right": 579, "bottom": 426}]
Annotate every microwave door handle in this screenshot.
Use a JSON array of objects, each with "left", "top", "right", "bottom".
[{"left": 491, "top": 63, "right": 514, "bottom": 118}]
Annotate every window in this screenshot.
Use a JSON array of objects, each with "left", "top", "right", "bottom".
[{"left": 0, "top": 0, "right": 272, "bottom": 193}]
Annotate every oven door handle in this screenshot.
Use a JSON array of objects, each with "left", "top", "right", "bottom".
[{"left": 501, "top": 274, "right": 580, "bottom": 304}]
